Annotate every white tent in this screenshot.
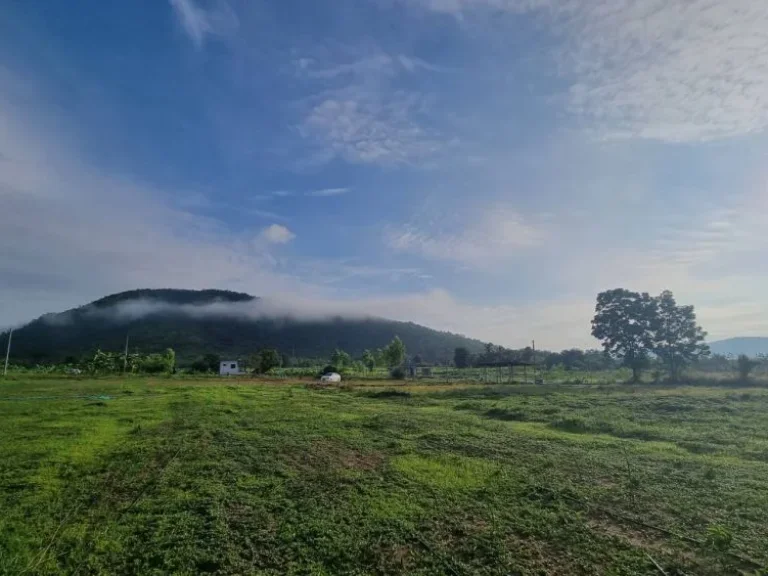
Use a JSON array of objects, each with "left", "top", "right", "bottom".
[{"left": 320, "top": 372, "right": 341, "bottom": 383}]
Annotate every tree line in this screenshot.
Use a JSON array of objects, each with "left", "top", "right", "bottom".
[
  {"left": 452, "top": 344, "right": 616, "bottom": 371},
  {"left": 70, "top": 348, "right": 177, "bottom": 375},
  {"left": 188, "top": 336, "right": 409, "bottom": 378}
]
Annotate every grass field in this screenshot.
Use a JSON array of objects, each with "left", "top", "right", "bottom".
[{"left": 1, "top": 377, "right": 767, "bottom": 575}]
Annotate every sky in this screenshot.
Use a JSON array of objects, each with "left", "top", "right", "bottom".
[{"left": 2, "top": 0, "right": 768, "bottom": 350}]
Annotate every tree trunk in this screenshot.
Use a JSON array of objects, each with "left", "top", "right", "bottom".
[{"left": 632, "top": 366, "right": 641, "bottom": 382}]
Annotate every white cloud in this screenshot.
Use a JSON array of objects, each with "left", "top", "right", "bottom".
[
  {"left": 259, "top": 224, "right": 296, "bottom": 244},
  {"left": 305, "top": 187, "right": 349, "bottom": 197},
  {"left": 415, "top": 0, "right": 768, "bottom": 142},
  {"left": 388, "top": 207, "right": 546, "bottom": 266},
  {"left": 169, "top": 0, "right": 238, "bottom": 48},
  {"left": 268, "top": 289, "right": 597, "bottom": 350}
]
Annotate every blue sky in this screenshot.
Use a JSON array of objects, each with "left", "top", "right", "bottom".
[{"left": 2, "top": 0, "right": 768, "bottom": 349}]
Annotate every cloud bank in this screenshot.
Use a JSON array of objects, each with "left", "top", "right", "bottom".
[{"left": 415, "top": 0, "right": 768, "bottom": 142}]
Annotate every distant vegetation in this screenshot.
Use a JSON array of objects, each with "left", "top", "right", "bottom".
[{"left": 4, "top": 288, "right": 767, "bottom": 384}]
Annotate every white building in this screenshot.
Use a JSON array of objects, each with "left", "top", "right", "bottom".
[{"left": 219, "top": 360, "right": 241, "bottom": 376}]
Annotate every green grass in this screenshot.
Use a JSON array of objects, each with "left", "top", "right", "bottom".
[{"left": 1, "top": 377, "right": 767, "bottom": 575}]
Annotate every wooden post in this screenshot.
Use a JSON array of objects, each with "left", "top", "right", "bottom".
[{"left": 3, "top": 329, "right": 12, "bottom": 377}]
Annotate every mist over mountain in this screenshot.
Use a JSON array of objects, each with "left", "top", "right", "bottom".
[{"left": 7, "top": 289, "right": 486, "bottom": 365}]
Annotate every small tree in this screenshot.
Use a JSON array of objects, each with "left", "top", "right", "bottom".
[
  {"left": 651, "top": 291, "right": 709, "bottom": 380},
  {"left": 140, "top": 353, "right": 169, "bottom": 374},
  {"left": 204, "top": 353, "right": 220, "bottom": 372},
  {"left": 331, "top": 348, "right": 352, "bottom": 369},
  {"left": 384, "top": 336, "right": 406, "bottom": 368},
  {"left": 454, "top": 347, "right": 471, "bottom": 369},
  {"left": 560, "top": 349, "right": 586, "bottom": 371},
  {"left": 164, "top": 348, "right": 176, "bottom": 374},
  {"left": 736, "top": 354, "right": 758, "bottom": 380},
  {"left": 351, "top": 360, "right": 366, "bottom": 374},
  {"left": 591, "top": 289, "right": 656, "bottom": 382},
  {"left": 254, "top": 348, "right": 281, "bottom": 374},
  {"left": 361, "top": 350, "right": 376, "bottom": 372}
]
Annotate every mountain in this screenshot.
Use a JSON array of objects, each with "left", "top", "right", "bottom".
[
  {"left": 7, "top": 289, "right": 486, "bottom": 365},
  {"left": 709, "top": 337, "right": 768, "bottom": 358}
]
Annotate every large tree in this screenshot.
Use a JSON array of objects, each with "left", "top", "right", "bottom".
[
  {"left": 591, "top": 289, "right": 656, "bottom": 381},
  {"left": 652, "top": 290, "right": 709, "bottom": 380}
]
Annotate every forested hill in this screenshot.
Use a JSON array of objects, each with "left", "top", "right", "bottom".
[{"left": 8, "top": 289, "right": 486, "bottom": 365}]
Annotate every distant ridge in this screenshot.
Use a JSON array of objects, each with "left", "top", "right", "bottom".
[
  {"left": 7, "top": 289, "right": 486, "bottom": 365},
  {"left": 709, "top": 337, "right": 768, "bottom": 357}
]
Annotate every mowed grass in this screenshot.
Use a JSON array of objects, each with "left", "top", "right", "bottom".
[{"left": 1, "top": 378, "right": 767, "bottom": 575}]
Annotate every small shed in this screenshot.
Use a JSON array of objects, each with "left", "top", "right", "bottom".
[{"left": 219, "top": 360, "right": 241, "bottom": 376}]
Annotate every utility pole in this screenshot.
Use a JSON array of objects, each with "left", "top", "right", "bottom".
[
  {"left": 123, "top": 333, "right": 130, "bottom": 373},
  {"left": 3, "top": 329, "right": 12, "bottom": 377},
  {"left": 531, "top": 339, "right": 536, "bottom": 384}
]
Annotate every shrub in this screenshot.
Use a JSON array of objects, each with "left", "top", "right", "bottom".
[
  {"left": 736, "top": 354, "right": 757, "bottom": 380},
  {"left": 389, "top": 366, "right": 406, "bottom": 380}
]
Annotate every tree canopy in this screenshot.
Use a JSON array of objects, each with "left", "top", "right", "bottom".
[
  {"left": 652, "top": 290, "right": 709, "bottom": 380},
  {"left": 592, "top": 288, "right": 709, "bottom": 381}
]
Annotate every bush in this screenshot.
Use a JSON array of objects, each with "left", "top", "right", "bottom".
[
  {"left": 737, "top": 354, "right": 757, "bottom": 380},
  {"left": 389, "top": 366, "right": 406, "bottom": 380}
]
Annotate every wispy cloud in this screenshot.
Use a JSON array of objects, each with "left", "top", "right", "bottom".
[
  {"left": 414, "top": 0, "right": 768, "bottom": 142},
  {"left": 169, "top": 0, "right": 238, "bottom": 48},
  {"left": 295, "top": 47, "right": 446, "bottom": 166},
  {"left": 388, "top": 207, "right": 546, "bottom": 267},
  {"left": 301, "top": 93, "right": 443, "bottom": 166},
  {"left": 296, "top": 52, "right": 452, "bottom": 79},
  {"left": 305, "top": 187, "right": 350, "bottom": 197},
  {"left": 299, "top": 54, "right": 395, "bottom": 80}
]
